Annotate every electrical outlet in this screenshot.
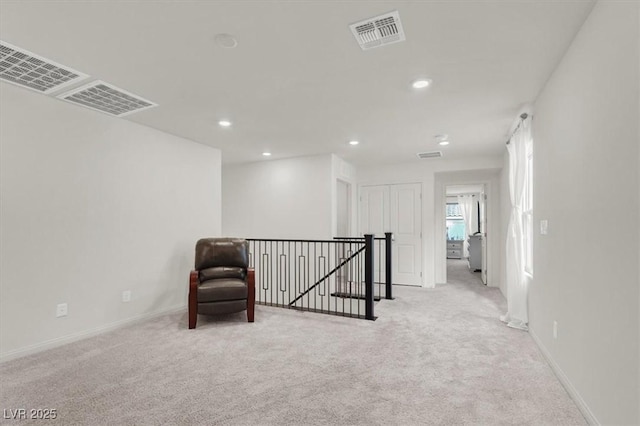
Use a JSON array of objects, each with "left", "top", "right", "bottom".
[
  {"left": 540, "top": 220, "right": 549, "bottom": 235},
  {"left": 122, "top": 291, "right": 131, "bottom": 302},
  {"left": 56, "top": 303, "right": 68, "bottom": 318},
  {"left": 553, "top": 320, "right": 558, "bottom": 339}
]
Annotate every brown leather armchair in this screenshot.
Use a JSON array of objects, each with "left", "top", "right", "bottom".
[{"left": 189, "top": 238, "right": 255, "bottom": 329}]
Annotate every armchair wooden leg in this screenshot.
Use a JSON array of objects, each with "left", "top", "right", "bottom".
[
  {"left": 189, "top": 307, "right": 197, "bottom": 329},
  {"left": 247, "top": 268, "right": 255, "bottom": 323},
  {"left": 189, "top": 270, "right": 198, "bottom": 329},
  {"left": 247, "top": 300, "right": 255, "bottom": 323}
]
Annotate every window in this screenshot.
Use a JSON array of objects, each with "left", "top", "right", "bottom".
[
  {"left": 523, "top": 143, "right": 533, "bottom": 275},
  {"left": 446, "top": 203, "right": 461, "bottom": 217},
  {"left": 446, "top": 203, "right": 465, "bottom": 241}
]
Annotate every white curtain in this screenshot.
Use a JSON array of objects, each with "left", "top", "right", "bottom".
[
  {"left": 457, "top": 195, "right": 474, "bottom": 258},
  {"left": 501, "top": 117, "right": 531, "bottom": 331}
]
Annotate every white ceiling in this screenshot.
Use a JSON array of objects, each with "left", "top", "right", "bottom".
[{"left": 0, "top": 0, "right": 594, "bottom": 166}]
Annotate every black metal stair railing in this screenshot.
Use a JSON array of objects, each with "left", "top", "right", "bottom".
[
  {"left": 334, "top": 232, "right": 394, "bottom": 300},
  {"left": 288, "top": 245, "right": 365, "bottom": 306},
  {"left": 247, "top": 234, "right": 384, "bottom": 320}
]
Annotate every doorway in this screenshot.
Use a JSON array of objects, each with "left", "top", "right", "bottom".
[
  {"left": 336, "top": 179, "right": 350, "bottom": 237},
  {"left": 359, "top": 183, "right": 422, "bottom": 286},
  {"left": 445, "top": 184, "right": 487, "bottom": 285}
]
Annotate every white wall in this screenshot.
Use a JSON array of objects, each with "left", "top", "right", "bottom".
[
  {"left": 357, "top": 156, "right": 503, "bottom": 288},
  {"left": 530, "top": 2, "right": 639, "bottom": 424},
  {"left": 222, "top": 154, "right": 333, "bottom": 239},
  {"left": 0, "top": 84, "right": 222, "bottom": 360}
]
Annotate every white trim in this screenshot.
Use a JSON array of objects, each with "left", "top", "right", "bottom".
[
  {"left": 529, "top": 328, "right": 599, "bottom": 425},
  {"left": 436, "top": 175, "right": 494, "bottom": 287},
  {"left": 0, "top": 304, "right": 186, "bottom": 364}
]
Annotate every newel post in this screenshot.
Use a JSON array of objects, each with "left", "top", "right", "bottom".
[
  {"left": 385, "top": 232, "right": 394, "bottom": 300},
  {"left": 364, "top": 234, "right": 376, "bottom": 320}
]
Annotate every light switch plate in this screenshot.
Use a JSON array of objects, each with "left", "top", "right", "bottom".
[
  {"left": 540, "top": 219, "right": 548, "bottom": 235},
  {"left": 56, "top": 303, "right": 68, "bottom": 317}
]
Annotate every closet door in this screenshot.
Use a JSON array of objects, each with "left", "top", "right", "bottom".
[
  {"left": 359, "top": 185, "right": 389, "bottom": 236},
  {"left": 389, "top": 183, "right": 422, "bottom": 286},
  {"left": 360, "top": 184, "right": 422, "bottom": 286},
  {"left": 359, "top": 185, "right": 389, "bottom": 284}
]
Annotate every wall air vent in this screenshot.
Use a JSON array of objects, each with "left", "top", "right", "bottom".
[
  {"left": 349, "top": 10, "right": 405, "bottom": 51},
  {"left": 0, "top": 41, "right": 89, "bottom": 94},
  {"left": 57, "top": 81, "right": 157, "bottom": 117},
  {"left": 417, "top": 151, "right": 443, "bottom": 159}
]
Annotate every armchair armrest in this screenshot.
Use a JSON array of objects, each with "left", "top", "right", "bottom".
[{"left": 188, "top": 270, "right": 199, "bottom": 329}]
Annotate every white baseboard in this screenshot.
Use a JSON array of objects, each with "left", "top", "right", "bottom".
[
  {"left": 529, "top": 328, "right": 599, "bottom": 425},
  {"left": 0, "top": 305, "right": 186, "bottom": 363}
]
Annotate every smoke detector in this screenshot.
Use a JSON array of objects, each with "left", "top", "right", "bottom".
[
  {"left": 350, "top": 10, "right": 405, "bottom": 51},
  {"left": 215, "top": 33, "right": 238, "bottom": 49},
  {"left": 57, "top": 80, "right": 157, "bottom": 117},
  {"left": 417, "top": 151, "right": 443, "bottom": 159},
  {"left": 0, "top": 41, "right": 88, "bottom": 94}
]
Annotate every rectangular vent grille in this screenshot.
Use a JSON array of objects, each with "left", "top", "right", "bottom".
[
  {"left": 417, "top": 151, "right": 443, "bottom": 159},
  {"left": 57, "top": 81, "right": 157, "bottom": 117},
  {"left": 350, "top": 11, "right": 405, "bottom": 51},
  {"left": 0, "top": 41, "right": 88, "bottom": 94}
]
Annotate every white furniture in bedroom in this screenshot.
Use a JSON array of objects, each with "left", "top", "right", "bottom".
[
  {"left": 447, "top": 240, "right": 463, "bottom": 259},
  {"left": 468, "top": 234, "right": 482, "bottom": 271}
]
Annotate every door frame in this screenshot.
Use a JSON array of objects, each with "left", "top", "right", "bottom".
[
  {"left": 434, "top": 172, "right": 498, "bottom": 286},
  {"left": 444, "top": 184, "right": 487, "bottom": 284}
]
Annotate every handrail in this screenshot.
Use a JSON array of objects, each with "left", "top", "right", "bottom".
[
  {"left": 333, "top": 236, "right": 386, "bottom": 240},
  {"left": 288, "top": 245, "right": 365, "bottom": 306},
  {"left": 249, "top": 238, "right": 365, "bottom": 244}
]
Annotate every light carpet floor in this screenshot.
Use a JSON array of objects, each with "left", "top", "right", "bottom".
[{"left": 0, "top": 260, "right": 586, "bottom": 425}]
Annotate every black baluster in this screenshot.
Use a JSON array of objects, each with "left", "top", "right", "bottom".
[
  {"left": 364, "top": 234, "right": 375, "bottom": 320},
  {"left": 385, "top": 232, "right": 394, "bottom": 300}
]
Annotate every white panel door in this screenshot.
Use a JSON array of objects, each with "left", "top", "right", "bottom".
[
  {"left": 390, "top": 183, "right": 422, "bottom": 286},
  {"left": 360, "top": 184, "right": 422, "bottom": 286},
  {"left": 359, "top": 185, "right": 389, "bottom": 284},
  {"left": 359, "top": 185, "right": 389, "bottom": 236}
]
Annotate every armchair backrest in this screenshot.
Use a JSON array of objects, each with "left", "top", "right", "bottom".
[{"left": 195, "top": 238, "right": 249, "bottom": 271}]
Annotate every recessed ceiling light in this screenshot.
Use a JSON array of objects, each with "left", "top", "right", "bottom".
[
  {"left": 262, "top": 152, "right": 271, "bottom": 157},
  {"left": 435, "top": 134, "right": 450, "bottom": 146},
  {"left": 218, "top": 120, "right": 232, "bottom": 127},
  {"left": 349, "top": 140, "right": 359, "bottom": 146},
  {"left": 412, "top": 78, "right": 432, "bottom": 89},
  {"left": 215, "top": 33, "right": 238, "bottom": 49}
]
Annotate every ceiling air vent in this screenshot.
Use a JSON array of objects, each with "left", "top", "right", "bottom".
[
  {"left": 350, "top": 10, "right": 405, "bottom": 51},
  {"left": 417, "top": 151, "right": 443, "bottom": 159},
  {"left": 57, "top": 81, "right": 157, "bottom": 117},
  {"left": 0, "top": 41, "right": 88, "bottom": 94}
]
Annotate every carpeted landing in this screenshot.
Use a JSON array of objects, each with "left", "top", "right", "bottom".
[{"left": 0, "top": 260, "right": 586, "bottom": 425}]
